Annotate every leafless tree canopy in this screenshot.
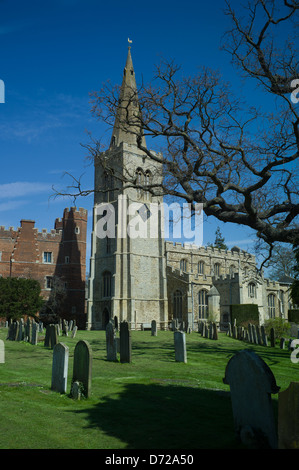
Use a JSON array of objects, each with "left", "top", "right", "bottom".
[{"left": 58, "top": 0, "right": 299, "bottom": 251}]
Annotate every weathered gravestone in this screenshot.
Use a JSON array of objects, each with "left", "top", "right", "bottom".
[
  {"left": 278, "top": 382, "right": 299, "bottom": 449},
  {"left": 174, "top": 331, "right": 187, "bottom": 363},
  {"left": 106, "top": 321, "right": 117, "bottom": 362},
  {"left": 51, "top": 342, "right": 69, "bottom": 394},
  {"left": 72, "top": 340, "right": 92, "bottom": 398},
  {"left": 120, "top": 321, "right": 132, "bottom": 363},
  {"left": 223, "top": 349, "right": 280, "bottom": 449},
  {"left": 151, "top": 320, "right": 157, "bottom": 337},
  {"left": 71, "top": 326, "right": 78, "bottom": 338},
  {"left": 0, "top": 339, "right": 4, "bottom": 363}
]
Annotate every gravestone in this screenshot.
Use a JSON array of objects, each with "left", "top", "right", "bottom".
[
  {"left": 31, "top": 321, "right": 38, "bottom": 345},
  {"left": 280, "top": 338, "right": 285, "bottom": 349},
  {"left": 44, "top": 325, "right": 50, "bottom": 347},
  {"left": 261, "top": 325, "right": 268, "bottom": 346},
  {"left": 49, "top": 324, "right": 58, "bottom": 349},
  {"left": 120, "top": 321, "right": 132, "bottom": 363},
  {"left": 151, "top": 320, "right": 157, "bottom": 337},
  {"left": 227, "top": 322, "right": 232, "bottom": 337},
  {"left": 252, "top": 325, "right": 257, "bottom": 344},
  {"left": 72, "top": 340, "right": 92, "bottom": 398},
  {"left": 0, "top": 339, "right": 4, "bottom": 363},
  {"left": 270, "top": 328, "right": 275, "bottom": 347},
  {"left": 174, "top": 331, "right": 187, "bottom": 363},
  {"left": 223, "top": 349, "right": 280, "bottom": 449},
  {"left": 51, "top": 342, "right": 69, "bottom": 393},
  {"left": 18, "top": 319, "right": 24, "bottom": 341},
  {"left": 72, "top": 326, "right": 78, "bottom": 338},
  {"left": 255, "top": 326, "right": 262, "bottom": 345},
  {"left": 278, "top": 382, "right": 299, "bottom": 449},
  {"left": 106, "top": 321, "right": 117, "bottom": 362},
  {"left": 212, "top": 322, "right": 218, "bottom": 340},
  {"left": 248, "top": 323, "right": 253, "bottom": 343}
]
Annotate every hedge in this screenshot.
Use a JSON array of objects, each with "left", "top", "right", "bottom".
[
  {"left": 230, "top": 304, "right": 259, "bottom": 326},
  {"left": 288, "top": 309, "right": 299, "bottom": 323}
]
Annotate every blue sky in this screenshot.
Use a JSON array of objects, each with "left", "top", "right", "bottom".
[{"left": 0, "top": 0, "right": 279, "bottom": 269}]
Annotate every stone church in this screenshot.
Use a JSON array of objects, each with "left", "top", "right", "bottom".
[{"left": 86, "top": 47, "right": 291, "bottom": 331}]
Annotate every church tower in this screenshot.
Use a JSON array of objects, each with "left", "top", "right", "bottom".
[{"left": 86, "top": 45, "right": 168, "bottom": 330}]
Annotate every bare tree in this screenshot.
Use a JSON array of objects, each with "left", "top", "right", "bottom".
[{"left": 54, "top": 1, "right": 299, "bottom": 263}]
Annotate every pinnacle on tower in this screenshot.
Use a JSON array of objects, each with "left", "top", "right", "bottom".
[{"left": 110, "top": 43, "right": 146, "bottom": 149}]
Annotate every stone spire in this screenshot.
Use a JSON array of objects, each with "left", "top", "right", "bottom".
[{"left": 110, "top": 43, "right": 146, "bottom": 148}]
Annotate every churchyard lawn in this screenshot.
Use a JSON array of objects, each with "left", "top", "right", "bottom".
[{"left": 0, "top": 327, "right": 297, "bottom": 449}]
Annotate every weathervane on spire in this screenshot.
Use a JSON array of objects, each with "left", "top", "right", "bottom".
[{"left": 128, "top": 38, "right": 132, "bottom": 48}]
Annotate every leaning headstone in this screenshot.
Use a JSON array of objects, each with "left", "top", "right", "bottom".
[
  {"left": 72, "top": 340, "right": 92, "bottom": 398},
  {"left": 252, "top": 325, "right": 257, "bottom": 344},
  {"left": 120, "top": 321, "right": 132, "bottom": 363},
  {"left": 227, "top": 322, "right": 232, "bottom": 337},
  {"left": 223, "top": 349, "right": 280, "bottom": 449},
  {"left": 51, "top": 342, "right": 69, "bottom": 394},
  {"left": 151, "top": 320, "right": 157, "bottom": 337},
  {"left": 256, "top": 326, "right": 262, "bottom": 345},
  {"left": 261, "top": 325, "right": 268, "bottom": 346},
  {"left": 174, "top": 331, "right": 187, "bottom": 363},
  {"left": 248, "top": 323, "right": 253, "bottom": 343},
  {"left": 278, "top": 382, "right": 299, "bottom": 449},
  {"left": 106, "top": 321, "right": 117, "bottom": 362},
  {"left": 270, "top": 328, "right": 275, "bottom": 347},
  {"left": 71, "top": 326, "right": 78, "bottom": 338},
  {"left": 0, "top": 339, "right": 5, "bottom": 363}
]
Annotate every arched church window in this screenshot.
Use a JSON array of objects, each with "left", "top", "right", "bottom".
[
  {"left": 144, "top": 170, "right": 151, "bottom": 201},
  {"left": 173, "top": 290, "right": 183, "bottom": 320},
  {"left": 198, "top": 290, "right": 208, "bottom": 319},
  {"left": 214, "top": 263, "right": 220, "bottom": 277},
  {"left": 103, "top": 271, "right": 112, "bottom": 298},
  {"left": 268, "top": 293, "right": 276, "bottom": 318},
  {"left": 180, "top": 259, "right": 188, "bottom": 272},
  {"left": 248, "top": 282, "right": 256, "bottom": 298},
  {"left": 103, "top": 171, "right": 114, "bottom": 202},
  {"left": 198, "top": 260, "right": 205, "bottom": 274},
  {"left": 136, "top": 168, "right": 143, "bottom": 198}
]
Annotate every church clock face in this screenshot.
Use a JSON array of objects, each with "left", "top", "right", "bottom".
[{"left": 137, "top": 203, "right": 151, "bottom": 222}]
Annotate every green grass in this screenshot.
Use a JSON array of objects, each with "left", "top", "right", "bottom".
[{"left": 0, "top": 327, "right": 297, "bottom": 449}]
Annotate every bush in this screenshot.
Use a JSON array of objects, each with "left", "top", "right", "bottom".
[{"left": 263, "top": 317, "right": 290, "bottom": 339}]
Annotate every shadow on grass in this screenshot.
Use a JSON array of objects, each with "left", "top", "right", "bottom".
[{"left": 70, "top": 382, "right": 246, "bottom": 449}]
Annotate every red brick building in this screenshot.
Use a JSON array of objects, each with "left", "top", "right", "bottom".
[{"left": 0, "top": 207, "right": 87, "bottom": 327}]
